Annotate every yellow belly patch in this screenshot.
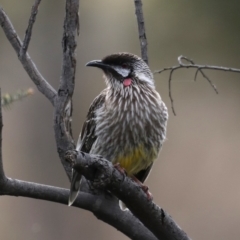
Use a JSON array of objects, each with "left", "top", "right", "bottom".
[{"left": 114, "top": 146, "right": 157, "bottom": 176}]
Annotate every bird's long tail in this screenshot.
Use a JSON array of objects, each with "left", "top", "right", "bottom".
[
  {"left": 119, "top": 200, "right": 129, "bottom": 211},
  {"left": 68, "top": 169, "right": 82, "bottom": 206}
]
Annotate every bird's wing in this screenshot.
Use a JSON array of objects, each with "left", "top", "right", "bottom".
[
  {"left": 134, "top": 162, "right": 153, "bottom": 183},
  {"left": 76, "top": 90, "right": 107, "bottom": 153},
  {"left": 68, "top": 90, "right": 106, "bottom": 206}
]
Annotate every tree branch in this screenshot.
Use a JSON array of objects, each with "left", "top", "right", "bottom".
[
  {"left": 0, "top": 91, "right": 157, "bottom": 239},
  {"left": 0, "top": 176, "right": 157, "bottom": 240},
  {"left": 0, "top": 2, "right": 192, "bottom": 239},
  {"left": 19, "top": 0, "right": 42, "bottom": 57},
  {"left": 0, "top": 89, "right": 5, "bottom": 181},
  {"left": 153, "top": 55, "right": 234, "bottom": 115},
  {"left": 67, "top": 150, "right": 191, "bottom": 240},
  {"left": 134, "top": 0, "right": 148, "bottom": 65},
  {"left": 53, "top": 0, "right": 79, "bottom": 179},
  {"left": 0, "top": 6, "right": 56, "bottom": 105}
]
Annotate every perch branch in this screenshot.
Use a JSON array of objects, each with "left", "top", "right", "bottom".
[
  {"left": 134, "top": 0, "right": 148, "bottom": 64},
  {"left": 53, "top": 0, "right": 80, "bottom": 179},
  {"left": 0, "top": 177, "right": 157, "bottom": 240},
  {"left": 67, "top": 150, "right": 191, "bottom": 240},
  {"left": 0, "top": 6, "right": 56, "bottom": 105}
]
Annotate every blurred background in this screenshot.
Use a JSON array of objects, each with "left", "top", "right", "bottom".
[{"left": 1, "top": 0, "right": 240, "bottom": 239}]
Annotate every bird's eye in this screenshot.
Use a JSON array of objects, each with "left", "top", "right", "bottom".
[{"left": 122, "top": 63, "right": 128, "bottom": 69}]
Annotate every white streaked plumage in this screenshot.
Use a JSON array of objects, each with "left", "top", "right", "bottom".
[{"left": 69, "top": 53, "right": 168, "bottom": 210}]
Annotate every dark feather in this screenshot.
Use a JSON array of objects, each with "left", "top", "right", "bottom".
[
  {"left": 78, "top": 90, "right": 106, "bottom": 152},
  {"left": 68, "top": 90, "right": 106, "bottom": 206},
  {"left": 134, "top": 162, "right": 153, "bottom": 183}
]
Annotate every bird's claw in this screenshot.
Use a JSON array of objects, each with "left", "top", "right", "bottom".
[
  {"left": 130, "top": 175, "right": 153, "bottom": 201},
  {"left": 113, "top": 163, "right": 127, "bottom": 175},
  {"left": 141, "top": 185, "right": 153, "bottom": 201}
]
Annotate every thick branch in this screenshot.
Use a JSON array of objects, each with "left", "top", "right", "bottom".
[
  {"left": 166, "top": 55, "right": 240, "bottom": 74},
  {"left": 53, "top": 0, "right": 80, "bottom": 179},
  {"left": 0, "top": 177, "right": 157, "bottom": 240},
  {"left": 134, "top": 0, "right": 148, "bottom": 64},
  {"left": 68, "top": 151, "right": 191, "bottom": 240},
  {"left": 0, "top": 7, "right": 56, "bottom": 105}
]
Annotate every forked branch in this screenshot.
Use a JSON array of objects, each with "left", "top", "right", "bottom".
[
  {"left": 0, "top": 6, "right": 56, "bottom": 106},
  {"left": 154, "top": 55, "right": 240, "bottom": 115},
  {"left": 53, "top": 0, "right": 80, "bottom": 179}
]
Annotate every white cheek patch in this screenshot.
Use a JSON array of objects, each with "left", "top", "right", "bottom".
[
  {"left": 113, "top": 66, "right": 130, "bottom": 78},
  {"left": 135, "top": 72, "right": 154, "bottom": 86}
]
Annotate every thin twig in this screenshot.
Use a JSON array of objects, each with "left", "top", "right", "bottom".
[
  {"left": 134, "top": 0, "right": 148, "bottom": 65},
  {"left": 19, "top": 0, "right": 42, "bottom": 57},
  {"left": 177, "top": 55, "right": 218, "bottom": 94},
  {"left": 169, "top": 69, "right": 176, "bottom": 115},
  {"left": 153, "top": 56, "right": 240, "bottom": 115},
  {"left": 0, "top": 89, "right": 5, "bottom": 180},
  {"left": 0, "top": 7, "right": 56, "bottom": 105},
  {"left": 199, "top": 70, "right": 218, "bottom": 93}
]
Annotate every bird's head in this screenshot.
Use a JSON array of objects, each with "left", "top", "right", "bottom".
[{"left": 86, "top": 53, "right": 154, "bottom": 90}]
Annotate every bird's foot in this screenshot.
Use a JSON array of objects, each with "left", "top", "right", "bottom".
[
  {"left": 131, "top": 175, "right": 153, "bottom": 201},
  {"left": 141, "top": 185, "right": 153, "bottom": 201},
  {"left": 113, "top": 163, "right": 127, "bottom": 175}
]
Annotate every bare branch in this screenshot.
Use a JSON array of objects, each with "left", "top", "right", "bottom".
[
  {"left": 0, "top": 89, "right": 5, "bottom": 181},
  {"left": 53, "top": 0, "right": 80, "bottom": 179},
  {"left": 67, "top": 150, "right": 191, "bottom": 240},
  {"left": 19, "top": 0, "right": 42, "bottom": 57},
  {"left": 134, "top": 0, "right": 148, "bottom": 64},
  {"left": 0, "top": 176, "right": 157, "bottom": 240},
  {"left": 153, "top": 56, "right": 240, "bottom": 115},
  {"left": 177, "top": 56, "right": 218, "bottom": 94},
  {"left": 168, "top": 69, "right": 176, "bottom": 116},
  {"left": 0, "top": 6, "right": 56, "bottom": 105}
]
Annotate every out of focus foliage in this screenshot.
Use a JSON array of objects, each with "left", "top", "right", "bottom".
[{"left": 1, "top": 88, "right": 34, "bottom": 108}]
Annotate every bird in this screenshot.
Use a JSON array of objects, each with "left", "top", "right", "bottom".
[{"left": 68, "top": 52, "right": 168, "bottom": 209}]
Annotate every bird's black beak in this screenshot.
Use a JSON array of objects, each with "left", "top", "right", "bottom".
[
  {"left": 86, "top": 60, "right": 111, "bottom": 70},
  {"left": 86, "top": 60, "right": 108, "bottom": 68},
  {"left": 86, "top": 60, "right": 122, "bottom": 78}
]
